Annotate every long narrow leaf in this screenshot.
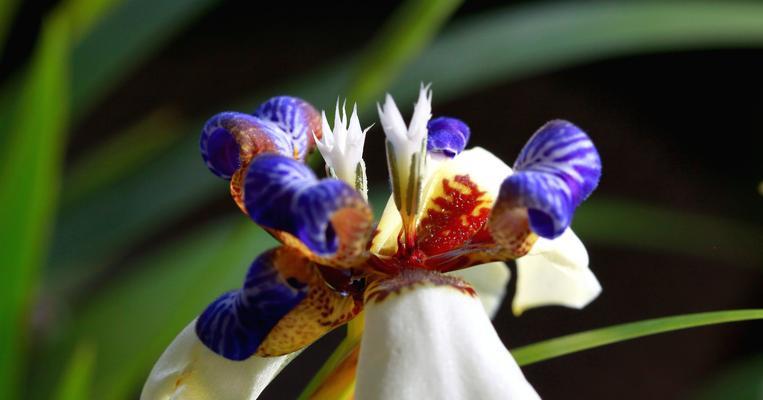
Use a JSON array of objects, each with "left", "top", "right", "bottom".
[
  {"left": 391, "top": 1, "right": 763, "bottom": 97},
  {"left": 0, "top": 10, "right": 70, "bottom": 399},
  {"left": 54, "top": 342, "right": 96, "bottom": 400},
  {"left": 346, "top": 0, "right": 462, "bottom": 105},
  {"left": 61, "top": 109, "right": 182, "bottom": 206},
  {"left": 512, "top": 309, "right": 763, "bottom": 366},
  {"left": 575, "top": 198, "right": 763, "bottom": 266}
]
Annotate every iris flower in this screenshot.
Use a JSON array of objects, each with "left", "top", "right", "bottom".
[{"left": 142, "top": 86, "right": 602, "bottom": 400}]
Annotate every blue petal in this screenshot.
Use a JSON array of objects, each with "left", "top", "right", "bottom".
[
  {"left": 244, "top": 154, "right": 367, "bottom": 256},
  {"left": 427, "top": 116, "right": 471, "bottom": 157},
  {"left": 195, "top": 249, "right": 307, "bottom": 360},
  {"left": 200, "top": 112, "right": 294, "bottom": 179},
  {"left": 254, "top": 96, "right": 321, "bottom": 160},
  {"left": 500, "top": 120, "right": 601, "bottom": 238}
]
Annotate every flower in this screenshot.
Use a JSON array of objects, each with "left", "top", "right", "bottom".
[{"left": 142, "top": 86, "right": 602, "bottom": 400}]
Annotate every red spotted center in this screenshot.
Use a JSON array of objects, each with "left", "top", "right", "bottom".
[{"left": 370, "top": 174, "right": 497, "bottom": 273}]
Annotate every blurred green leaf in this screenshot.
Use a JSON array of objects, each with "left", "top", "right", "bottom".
[
  {"left": 0, "top": 9, "right": 70, "bottom": 399},
  {"left": 391, "top": 1, "right": 763, "bottom": 97},
  {"left": 0, "top": 0, "right": 19, "bottom": 54},
  {"left": 59, "top": 0, "right": 122, "bottom": 40},
  {"left": 575, "top": 198, "right": 763, "bottom": 266},
  {"left": 61, "top": 108, "right": 183, "bottom": 206},
  {"left": 346, "top": 0, "right": 462, "bottom": 105},
  {"left": 71, "top": 0, "right": 221, "bottom": 116},
  {"left": 512, "top": 309, "right": 763, "bottom": 366},
  {"left": 50, "top": 135, "right": 221, "bottom": 291},
  {"left": 54, "top": 342, "right": 96, "bottom": 400},
  {"left": 693, "top": 355, "right": 763, "bottom": 400}
]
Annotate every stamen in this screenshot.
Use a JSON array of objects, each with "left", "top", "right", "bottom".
[
  {"left": 378, "top": 84, "right": 432, "bottom": 250},
  {"left": 314, "top": 100, "right": 371, "bottom": 199}
]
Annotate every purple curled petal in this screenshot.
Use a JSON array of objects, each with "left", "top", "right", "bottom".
[
  {"left": 200, "top": 112, "right": 294, "bottom": 179},
  {"left": 195, "top": 249, "right": 307, "bottom": 360},
  {"left": 499, "top": 120, "right": 601, "bottom": 239},
  {"left": 244, "top": 154, "right": 367, "bottom": 256},
  {"left": 254, "top": 96, "right": 322, "bottom": 160},
  {"left": 427, "top": 116, "right": 471, "bottom": 157}
]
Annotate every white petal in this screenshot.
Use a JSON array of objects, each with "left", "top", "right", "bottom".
[
  {"left": 141, "top": 320, "right": 296, "bottom": 400},
  {"left": 407, "top": 84, "right": 432, "bottom": 142},
  {"left": 420, "top": 146, "right": 512, "bottom": 208},
  {"left": 357, "top": 284, "right": 539, "bottom": 400},
  {"left": 513, "top": 228, "right": 601, "bottom": 315},
  {"left": 449, "top": 262, "right": 510, "bottom": 318},
  {"left": 319, "top": 111, "right": 333, "bottom": 147},
  {"left": 369, "top": 194, "right": 401, "bottom": 256},
  {"left": 377, "top": 94, "right": 408, "bottom": 148}
]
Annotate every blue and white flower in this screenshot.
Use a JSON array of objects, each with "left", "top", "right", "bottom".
[{"left": 142, "top": 86, "right": 602, "bottom": 400}]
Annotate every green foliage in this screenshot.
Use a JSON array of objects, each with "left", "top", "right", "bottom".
[
  {"left": 54, "top": 342, "right": 96, "bottom": 400},
  {"left": 512, "top": 309, "right": 763, "bottom": 366},
  {"left": 390, "top": 1, "right": 763, "bottom": 98},
  {"left": 0, "top": 0, "right": 20, "bottom": 54},
  {"left": 575, "top": 198, "right": 763, "bottom": 266},
  {"left": 693, "top": 355, "right": 763, "bottom": 400},
  {"left": 0, "top": 10, "right": 70, "bottom": 399},
  {"left": 71, "top": 0, "right": 222, "bottom": 116},
  {"left": 346, "top": 0, "right": 463, "bottom": 105},
  {"left": 61, "top": 109, "right": 183, "bottom": 206}
]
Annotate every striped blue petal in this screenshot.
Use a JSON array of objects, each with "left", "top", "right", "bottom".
[
  {"left": 195, "top": 249, "right": 307, "bottom": 360},
  {"left": 244, "top": 154, "right": 368, "bottom": 256},
  {"left": 200, "top": 112, "right": 294, "bottom": 179},
  {"left": 254, "top": 96, "right": 322, "bottom": 160},
  {"left": 427, "top": 116, "right": 470, "bottom": 157},
  {"left": 498, "top": 120, "right": 601, "bottom": 239}
]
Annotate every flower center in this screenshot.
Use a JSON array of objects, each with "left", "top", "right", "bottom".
[{"left": 368, "top": 173, "right": 499, "bottom": 274}]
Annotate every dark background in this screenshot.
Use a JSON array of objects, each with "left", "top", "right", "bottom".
[{"left": 4, "top": 1, "right": 762, "bottom": 399}]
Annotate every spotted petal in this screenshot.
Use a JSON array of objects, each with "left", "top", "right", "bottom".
[
  {"left": 492, "top": 120, "right": 601, "bottom": 240},
  {"left": 195, "top": 247, "right": 363, "bottom": 360},
  {"left": 426, "top": 116, "right": 470, "bottom": 157},
  {"left": 244, "top": 154, "right": 373, "bottom": 267},
  {"left": 513, "top": 228, "right": 601, "bottom": 315},
  {"left": 253, "top": 96, "right": 322, "bottom": 160},
  {"left": 141, "top": 320, "right": 297, "bottom": 400},
  {"left": 195, "top": 248, "right": 308, "bottom": 360}
]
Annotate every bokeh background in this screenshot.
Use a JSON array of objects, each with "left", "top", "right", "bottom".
[{"left": 1, "top": 1, "right": 762, "bottom": 399}]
